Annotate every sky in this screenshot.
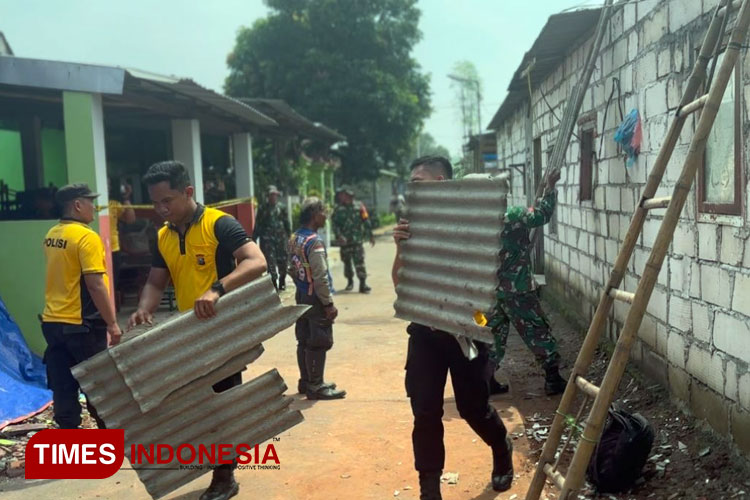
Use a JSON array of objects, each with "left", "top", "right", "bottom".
[{"left": 2, "top": 0, "right": 601, "bottom": 159}]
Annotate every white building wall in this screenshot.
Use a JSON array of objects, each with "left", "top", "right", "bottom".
[{"left": 492, "top": 0, "right": 750, "bottom": 451}]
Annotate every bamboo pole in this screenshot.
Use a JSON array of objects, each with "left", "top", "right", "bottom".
[
  {"left": 559, "top": 2, "right": 750, "bottom": 498},
  {"left": 524, "top": 3, "right": 732, "bottom": 498}
]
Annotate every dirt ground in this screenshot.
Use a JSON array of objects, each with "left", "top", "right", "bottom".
[{"left": 1, "top": 227, "right": 749, "bottom": 499}]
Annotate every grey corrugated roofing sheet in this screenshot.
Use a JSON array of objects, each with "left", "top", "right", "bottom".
[
  {"left": 487, "top": 8, "right": 601, "bottom": 130},
  {"left": 72, "top": 276, "right": 307, "bottom": 499},
  {"left": 393, "top": 175, "right": 509, "bottom": 343},
  {"left": 239, "top": 98, "right": 346, "bottom": 142}
]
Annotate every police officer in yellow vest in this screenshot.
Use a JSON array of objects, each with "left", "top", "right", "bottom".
[
  {"left": 42, "top": 183, "right": 122, "bottom": 430},
  {"left": 127, "top": 161, "right": 267, "bottom": 500}
]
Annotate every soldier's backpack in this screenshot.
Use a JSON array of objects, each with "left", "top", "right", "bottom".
[{"left": 586, "top": 404, "right": 654, "bottom": 493}]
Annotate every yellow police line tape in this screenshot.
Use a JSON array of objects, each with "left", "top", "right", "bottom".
[{"left": 97, "top": 196, "right": 257, "bottom": 211}]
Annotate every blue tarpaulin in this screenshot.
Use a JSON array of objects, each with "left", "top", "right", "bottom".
[{"left": 0, "top": 295, "right": 51, "bottom": 429}]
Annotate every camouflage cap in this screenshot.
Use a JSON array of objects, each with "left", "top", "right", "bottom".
[{"left": 336, "top": 185, "right": 354, "bottom": 196}]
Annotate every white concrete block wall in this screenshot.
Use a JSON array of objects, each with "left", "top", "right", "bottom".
[{"left": 492, "top": 0, "right": 750, "bottom": 450}]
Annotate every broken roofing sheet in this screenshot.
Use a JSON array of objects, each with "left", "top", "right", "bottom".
[
  {"left": 72, "top": 276, "right": 307, "bottom": 499},
  {"left": 394, "top": 175, "right": 508, "bottom": 344}
]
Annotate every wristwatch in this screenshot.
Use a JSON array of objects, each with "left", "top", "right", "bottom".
[{"left": 211, "top": 281, "right": 226, "bottom": 297}]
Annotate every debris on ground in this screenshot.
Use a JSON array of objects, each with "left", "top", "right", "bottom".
[
  {"left": 505, "top": 304, "right": 750, "bottom": 499},
  {"left": 440, "top": 472, "right": 459, "bottom": 484},
  {"left": 0, "top": 403, "right": 97, "bottom": 478}
]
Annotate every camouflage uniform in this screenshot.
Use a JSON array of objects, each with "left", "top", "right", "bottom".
[
  {"left": 487, "top": 189, "right": 560, "bottom": 371},
  {"left": 253, "top": 200, "right": 291, "bottom": 288},
  {"left": 332, "top": 201, "right": 372, "bottom": 282}
]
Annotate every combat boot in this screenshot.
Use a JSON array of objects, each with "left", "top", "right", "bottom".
[
  {"left": 491, "top": 437, "right": 513, "bottom": 492},
  {"left": 489, "top": 377, "right": 509, "bottom": 395},
  {"left": 345, "top": 278, "right": 354, "bottom": 291},
  {"left": 199, "top": 466, "right": 239, "bottom": 500},
  {"left": 305, "top": 350, "right": 346, "bottom": 400},
  {"left": 418, "top": 470, "right": 442, "bottom": 500},
  {"left": 297, "top": 379, "right": 337, "bottom": 394},
  {"left": 544, "top": 366, "right": 567, "bottom": 396},
  {"left": 359, "top": 280, "right": 372, "bottom": 294}
]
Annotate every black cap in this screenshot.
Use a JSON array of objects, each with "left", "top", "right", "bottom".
[{"left": 55, "top": 183, "right": 100, "bottom": 205}]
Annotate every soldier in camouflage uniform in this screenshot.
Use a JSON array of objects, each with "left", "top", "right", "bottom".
[
  {"left": 253, "top": 185, "right": 291, "bottom": 291},
  {"left": 332, "top": 186, "right": 374, "bottom": 293},
  {"left": 487, "top": 169, "right": 567, "bottom": 396}
]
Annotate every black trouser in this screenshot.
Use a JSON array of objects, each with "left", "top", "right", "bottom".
[
  {"left": 294, "top": 291, "right": 334, "bottom": 385},
  {"left": 405, "top": 323, "right": 508, "bottom": 472},
  {"left": 212, "top": 371, "right": 243, "bottom": 473},
  {"left": 42, "top": 321, "right": 108, "bottom": 429}
]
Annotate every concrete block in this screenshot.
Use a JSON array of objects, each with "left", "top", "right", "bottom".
[
  {"left": 690, "top": 382, "right": 729, "bottom": 435},
  {"left": 642, "top": 217, "right": 661, "bottom": 248},
  {"left": 701, "top": 265, "right": 732, "bottom": 309},
  {"left": 673, "top": 222, "right": 696, "bottom": 257},
  {"left": 691, "top": 301, "right": 712, "bottom": 344},
  {"left": 669, "top": 256, "right": 689, "bottom": 296},
  {"left": 606, "top": 239, "right": 619, "bottom": 265},
  {"left": 641, "top": 5, "right": 668, "bottom": 48},
  {"left": 667, "top": 77, "right": 681, "bottom": 110},
  {"left": 732, "top": 272, "right": 750, "bottom": 317},
  {"left": 669, "top": 364, "right": 691, "bottom": 402},
  {"left": 621, "top": 187, "right": 635, "bottom": 213},
  {"left": 714, "top": 312, "right": 750, "bottom": 364},
  {"left": 645, "top": 80, "right": 668, "bottom": 119},
  {"left": 726, "top": 359, "right": 738, "bottom": 402},
  {"left": 687, "top": 344, "right": 724, "bottom": 393},
  {"left": 657, "top": 47, "right": 672, "bottom": 78},
  {"left": 624, "top": 1, "right": 637, "bottom": 30},
  {"left": 669, "top": 295, "right": 692, "bottom": 333},
  {"left": 656, "top": 320, "right": 669, "bottom": 355},
  {"left": 610, "top": 163, "right": 627, "bottom": 184},
  {"left": 613, "top": 37, "right": 629, "bottom": 69},
  {"left": 639, "top": 314, "right": 658, "bottom": 348},
  {"left": 609, "top": 214, "right": 620, "bottom": 240},
  {"left": 731, "top": 406, "right": 750, "bottom": 455},
  {"left": 596, "top": 212, "right": 607, "bottom": 238},
  {"left": 698, "top": 223, "right": 718, "bottom": 261},
  {"left": 642, "top": 348, "right": 669, "bottom": 386},
  {"left": 740, "top": 372, "right": 750, "bottom": 411},
  {"left": 605, "top": 187, "right": 621, "bottom": 211},
  {"left": 637, "top": 0, "right": 660, "bottom": 22},
  {"left": 635, "top": 51, "right": 658, "bottom": 89},
  {"left": 720, "top": 225, "right": 744, "bottom": 266},
  {"left": 667, "top": 330, "right": 687, "bottom": 368},
  {"left": 690, "top": 261, "right": 701, "bottom": 298},
  {"left": 669, "top": 0, "right": 703, "bottom": 32}
]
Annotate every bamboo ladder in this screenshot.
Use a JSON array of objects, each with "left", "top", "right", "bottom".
[{"left": 526, "top": 1, "right": 750, "bottom": 499}]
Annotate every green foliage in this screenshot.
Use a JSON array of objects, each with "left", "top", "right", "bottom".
[
  {"left": 379, "top": 212, "right": 396, "bottom": 226},
  {"left": 225, "top": 0, "right": 431, "bottom": 183}
]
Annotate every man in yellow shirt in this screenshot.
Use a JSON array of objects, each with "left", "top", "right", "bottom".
[
  {"left": 42, "top": 183, "right": 122, "bottom": 429},
  {"left": 128, "top": 161, "right": 267, "bottom": 500}
]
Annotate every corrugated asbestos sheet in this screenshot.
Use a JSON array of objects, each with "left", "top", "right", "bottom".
[
  {"left": 72, "top": 276, "right": 307, "bottom": 499},
  {"left": 394, "top": 176, "right": 508, "bottom": 343}
]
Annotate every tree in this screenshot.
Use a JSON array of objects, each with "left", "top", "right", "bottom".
[
  {"left": 225, "top": 0, "right": 432, "bottom": 183},
  {"left": 449, "top": 60, "right": 482, "bottom": 143}
]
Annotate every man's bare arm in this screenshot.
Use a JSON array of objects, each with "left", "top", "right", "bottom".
[{"left": 128, "top": 268, "right": 170, "bottom": 329}]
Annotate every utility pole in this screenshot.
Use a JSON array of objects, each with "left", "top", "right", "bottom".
[
  {"left": 449, "top": 73, "right": 482, "bottom": 173},
  {"left": 448, "top": 74, "right": 482, "bottom": 136}
]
